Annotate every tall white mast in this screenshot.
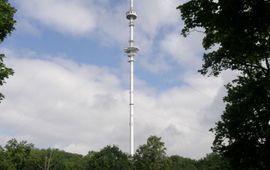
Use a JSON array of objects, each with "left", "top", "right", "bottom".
[{"left": 125, "top": 0, "right": 138, "bottom": 156}]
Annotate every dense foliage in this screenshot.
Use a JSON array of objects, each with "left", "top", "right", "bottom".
[
  {"left": 25, "top": 148, "right": 86, "bottom": 170},
  {"left": 178, "top": 0, "right": 270, "bottom": 76},
  {"left": 178, "top": 0, "right": 270, "bottom": 169},
  {"left": 196, "top": 153, "right": 231, "bottom": 170},
  {"left": 169, "top": 155, "right": 197, "bottom": 170},
  {"left": 0, "top": 137, "right": 230, "bottom": 170},
  {"left": 133, "top": 136, "right": 171, "bottom": 170},
  {"left": 0, "top": 0, "right": 16, "bottom": 101},
  {"left": 85, "top": 145, "right": 132, "bottom": 170},
  {"left": 0, "top": 139, "right": 33, "bottom": 170},
  {"left": 212, "top": 74, "right": 270, "bottom": 169}
]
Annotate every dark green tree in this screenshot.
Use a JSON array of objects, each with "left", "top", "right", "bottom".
[
  {"left": 211, "top": 74, "right": 270, "bottom": 170},
  {"left": 178, "top": 0, "right": 270, "bottom": 77},
  {"left": 23, "top": 149, "right": 46, "bottom": 170},
  {"left": 0, "top": 145, "right": 9, "bottom": 169},
  {"left": 178, "top": 0, "right": 270, "bottom": 169},
  {"left": 169, "top": 155, "right": 197, "bottom": 170},
  {"left": 133, "top": 136, "right": 171, "bottom": 170},
  {"left": 25, "top": 148, "right": 86, "bottom": 170},
  {"left": 4, "top": 139, "right": 34, "bottom": 170},
  {"left": 85, "top": 145, "right": 132, "bottom": 170},
  {"left": 0, "top": 0, "right": 16, "bottom": 101},
  {"left": 197, "top": 153, "right": 231, "bottom": 170}
]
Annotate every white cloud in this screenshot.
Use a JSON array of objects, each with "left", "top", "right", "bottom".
[
  {"left": 17, "top": 0, "right": 96, "bottom": 36},
  {"left": 16, "top": 19, "right": 41, "bottom": 36},
  {"left": 13, "top": 0, "right": 200, "bottom": 74},
  {"left": 0, "top": 49, "right": 231, "bottom": 159},
  {"left": 134, "top": 0, "right": 202, "bottom": 73},
  {"left": 160, "top": 31, "right": 204, "bottom": 68},
  {"left": 15, "top": 0, "right": 181, "bottom": 39},
  {"left": 14, "top": 0, "right": 183, "bottom": 49},
  {"left": 139, "top": 55, "right": 170, "bottom": 73},
  {"left": 136, "top": 0, "right": 180, "bottom": 37},
  {"left": 64, "top": 143, "right": 90, "bottom": 155},
  {"left": 94, "top": 3, "right": 128, "bottom": 46}
]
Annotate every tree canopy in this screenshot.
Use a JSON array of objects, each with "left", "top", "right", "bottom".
[
  {"left": 197, "top": 153, "right": 231, "bottom": 170},
  {"left": 0, "top": 0, "right": 16, "bottom": 101},
  {"left": 178, "top": 0, "right": 270, "bottom": 76},
  {"left": 0, "top": 138, "right": 231, "bottom": 170},
  {"left": 211, "top": 74, "right": 270, "bottom": 169},
  {"left": 25, "top": 148, "right": 86, "bottom": 170},
  {"left": 133, "top": 136, "right": 171, "bottom": 170},
  {"left": 85, "top": 145, "right": 132, "bottom": 170},
  {"left": 0, "top": 139, "right": 33, "bottom": 170},
  {"left": 178, "top": 0, "right": 270, "bottom": 169},
  {"left": 169, "top": 155, "right": 197, "bottom": 170},
  {"left": 0, "top": 0, "right": 16, "bottom": 42}
]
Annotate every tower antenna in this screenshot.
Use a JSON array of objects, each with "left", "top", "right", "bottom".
[{"left": 124, "top": 0, "right": 139, "bottom": 156}]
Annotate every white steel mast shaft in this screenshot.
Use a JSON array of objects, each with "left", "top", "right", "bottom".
[
  {"left": 130, "top": 55, "right": 134, "bottom": 156},
  {"left": 125, "top": 0, "right": 138, "bottom": 156},
  {"left": 130, "top": 0, "right": 134, "bottom": 9}
]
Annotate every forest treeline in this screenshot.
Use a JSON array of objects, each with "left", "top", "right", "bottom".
[{"left": 0, "top": 136, "right": 230, "bottom": 170}]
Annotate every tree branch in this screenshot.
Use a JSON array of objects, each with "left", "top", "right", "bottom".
[
  {"left": 184, "top": 29, "right": 205, "bottom": 36},
  {"left": 244, "top": 62, "right": 268, "bottom": 74},
  {"left": 265, "top": 57, "right": 270, "bottom": 74}
]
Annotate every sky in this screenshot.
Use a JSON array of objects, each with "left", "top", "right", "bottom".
[{"left": 0, "top": 0, "right": 235, "bottom": 159}]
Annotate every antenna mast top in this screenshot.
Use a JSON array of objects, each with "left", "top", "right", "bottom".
[{"left": 130, "top": 0, "right": 133, "bottom": 8}]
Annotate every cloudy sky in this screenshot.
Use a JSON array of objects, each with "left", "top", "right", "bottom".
[{"left": 0, "top": 0, "right": 234, "bottom": 159}]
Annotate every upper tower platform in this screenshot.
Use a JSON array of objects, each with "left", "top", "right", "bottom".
[{"left": 126, "top": 10, "right": 137, "bottom": 20}]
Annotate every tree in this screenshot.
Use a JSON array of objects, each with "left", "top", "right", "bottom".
[
  {"left": 178, "top": 0, "right": 270, "bottom": 77},
  {"left": 178, "top": 0, "right": 270, "bottom": 169},
  {"left": 4, "top": 139, "right": 34, "bottom": 170},
  {"left": 0, "top": 145, "right": 9, "bottom": 169},
  {"left": 50, "top": 149, "right": 85, "bottom": 170},
  {"left": 133, "top": 136, "right": 171, "bottom": 170},
  {"left": 85, "top": 145, "right": 132, "bottom": 170},
  {"left": 169, "top": 155, "right": 197, "bottom": 170},
  {"left": 25, "top": 148, "right": 86, "bottom": 170},
  {"left": 197, "top": 153, "right": 231, "bottom": 170},
  {"left": 211, "top": 74, "right": 270, "bottom": 170},
  {"left": 0, "top": 0, "right": 16, "bottom": 101}
]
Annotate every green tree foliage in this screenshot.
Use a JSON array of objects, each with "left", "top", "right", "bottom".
[
  {"left": 0, "top": 0, "right": 16, "bottom": 101},
  {"left": 0, "top": 0, "right": 16, "bottom": 42},
  {"left": 85, "top": 145, "right": 132, "bottom": 170},
  {"left": 178, "top": 0, "right": 270, "bottom": 169},
  {"left": 0, "top": 146, "right": 9, "bottom": 169},
  {"left": 133, "top": 136, "right": 171, "bottom": 170},
  {"left": 1, "top": 139, "right": 34, "bottom": 170},
  {"left": 0, "top": 138, "right": 232, "bottom": 170},
  {"left": 178, "top": 0, "right": 270, "bottom": 76},
  {"left": 25, "top": 148, "right": 86, "bottom": 170},
  {"left": 212, "top": 74, "right": 270, "bottom": 170},
  {"left": 197, "top": 153, "right": 231, "bottom": 170},
  {"left": 169, "top": 155, "right": 197, "bottom": 170}
]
